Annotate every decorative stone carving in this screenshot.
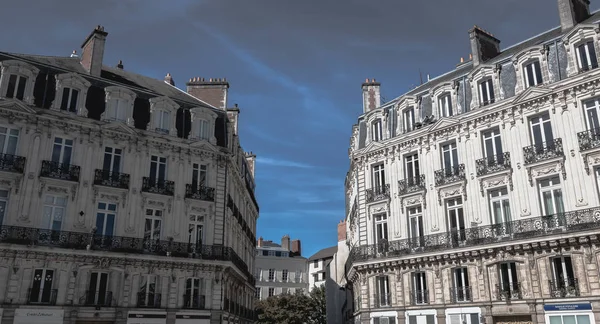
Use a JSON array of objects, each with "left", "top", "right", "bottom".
[{"left": 437, "top": 183, "right": 466, "bottom": 205}]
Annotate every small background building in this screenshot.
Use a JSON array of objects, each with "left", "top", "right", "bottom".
[{"left": 308, "top": 245, "right": 337, "bottom": 290}]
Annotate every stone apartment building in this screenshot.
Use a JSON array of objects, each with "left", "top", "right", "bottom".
[
  {"left": 0, "top": 26, "right": 258, "bottom": 324},
  {"left": 254, "top": 236, "right": 308, "bottom": 299},
  {"left": 345, "top": 1, "right": 600, "bottom": 324}
]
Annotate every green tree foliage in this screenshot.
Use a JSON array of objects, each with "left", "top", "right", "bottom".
[{"left": 255, "top": 286, "right": 327, "bottom": 324}]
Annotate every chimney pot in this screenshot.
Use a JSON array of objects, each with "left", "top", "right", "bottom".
[
  {"left": 80, "top": 25, "right": 108, "bottom": 76},
  {"left": 469, "top": 26, "right": 500, "bottom": 66},
  {"left": 117, "top": 60, "right": 123, "bottom": 69},
  {"left": 557, "top": 0, "right": 590, "bottom": 31}
]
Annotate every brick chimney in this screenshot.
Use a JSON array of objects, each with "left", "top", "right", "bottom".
[
  {"left": 469, "top": 26, "right": 500, "bottom": 67},
  {"left": 245, "top": 151, "right": 256, "bottom": 178},
  {"left": 257, "top": 236, "right": 264, "bottom": 247},
  {"left": 337, "top": 220, "right": 347, "bottom": 242},
  {"left": 362, "top": 78, "right": 381, "bottom": 113},
  {"left": 186, "top": 77, "right": 229, "bottom": 109},
  {"left": 558, "top": 0, "right": 590, "bottom": 31},
  {"left": 281, "top": 235, "right": 291, "bottom": 251},
  {"left": 291, "top": 239, "right": 302, "bottom": 256},
  {"left": 164, "top": 73, "right": 175, "bottom": 86},
  {"left": 80, "top": 25, "right": 108, "bottom": 77},
  {"left": 227, "top": 104, "right": 240, "bottom": 135}
]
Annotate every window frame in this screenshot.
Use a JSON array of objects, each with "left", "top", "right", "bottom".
[
  {"left": 538, "top": 176, "right": 565, "bottom": 216},
  {"left": 149, "top": 96, "right": 179, "bottom": 135},
  {"left": 403, "top": 107, "right": 415, "bottom": 133},
  {"left": 53, "top": 73, "right": 91, "bottom": 115},
  {"left": 371, "top": 118, "right": 383, "bottom": 142},
  {"left": 438, "top": 93, "right": 453, "bottom": 117},
  {"left": 0, "top": 60, "right": 39, "bottom": 105},
  {"left": 102, "top": 86, "right": 137, "bottom": 126},
  {"left": 478, "top": 78, "right": 495, "bottom": 106},
  {"left": 190, "top": 107, "right": 218, "bottom": 144},
  {"left": 0, "top": 126, "right": 20, "bottom": 156}
]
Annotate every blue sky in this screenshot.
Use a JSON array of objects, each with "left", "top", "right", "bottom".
[{"left": 2, "top": 0, "right": 599, "bottom": 257}]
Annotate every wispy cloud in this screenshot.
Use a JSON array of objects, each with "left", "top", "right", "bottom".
[{"left": 256, "top": 156, "right": 314, "bottom": 169}]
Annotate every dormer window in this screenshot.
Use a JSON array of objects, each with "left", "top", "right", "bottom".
[
  {"left": 149, "top": 96, "right": 179, "bottom": 136},
  {"left": 107, "top": 98, "right": 128, "bottom": 122},
  {"left": 190, "top": 107, "right": 218, "bottom": 144},
  {"left": 524, "top": 60, "right": 543, "bottom": 87},
  {"left": 6, "top": 75, "right": 27, "bottom": 100},
  {"left": 372, "top": 119, "right": 383, "bottom": 142},
  {"left": 438, "top": 94, "right": 453, "bottom": 117},
  {"left": 60, "top": 88, "right": 79, "bottom": 112},
  {"left": 198, "top": 119, "right": 210, "bottom": 140},
  {"left": 403, "top": 108, "right": 415, "bottom": 133},
  {"left": 576, "top": 41, "right": 598, "bottom": 72},
  {"left": 155, "top": 111, "right": 170, "bottom": 134},
  {"left": 103, "top": 86, "right": 136, "bottom": 126},
  {"left": 478, "top": 79, "right": 495, "bottom": 106},
  {"left": 53, "top": 73, "right": 90, "bottom": 116}
]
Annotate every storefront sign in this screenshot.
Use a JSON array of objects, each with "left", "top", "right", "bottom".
[
  {"left": 175, "top": 313, "right": 211, "bottom": 324},
  {"left": 126, "top": 312, "right": 167, "bottom": 324},
  {"left": 544, "top": 304, "right": 592, "bottom": 312},
  {"left": 14, "top": 309, "right": 64, "bottom": 324}
]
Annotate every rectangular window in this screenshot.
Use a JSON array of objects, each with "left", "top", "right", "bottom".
[
  {"left": 155, "top": 110, "right": 171, "bottom": 133},
  {"left": 184, "top": 278, "right": 204, "bottom": 308},
  {"left": 192, "top": 163, "right": 207, "bottom": 188},
  {"left": 550, "top": 256, "right": 577, "bottom": 297},
  {"left": 438, "top": 93, "right": 453, "bottom": 117},
  {"left": 295, "top": 271, "right": 302, "bottom": 283},
  {"left": 374, "top": 213, "right": 389, "bottom": 245},
  {"left": 441, "top": 142, "right": 459, "bottom": 174},
  {"left": 255, "top": 287, "right": 261, "bottom": 299},
  {"left": 95, "top": 202, "right": 116, "bottom": 240},
  {"left": 139, "top": 274, "right": 159, "bottom": 307},
  {"left": 405, "top": 153, "right": 420, "bottom": 182},
  {"left": 539, "top": 176, "right": 565, "bottom": 216},
  {"left": 103, "top": 147, "right": 122, "bottom": 173},
  {"left": 489, "top": 187, "right": 511, "bottom": 225},
  {"left": 149, "top": 155, "right": 167, "bottom": 181},
  {"left": 268, "top": 287, "right": 274, "bottom": 297},
  {"left": 446, "top": 198, "right": 465, "bottom": 243},
  {"left": 498, "top": 262, "right": 519, "bottom": 299},
  {"left": 478, "top": 79, "right": 495, "bottom": 106},
  {"left": 447, "top": 314, "right": 479, "bottom": 324},
  {"left": 144, "top": 208, "right": 162, "bottom": 245},
  {"left": 524, "top": 61, "right": 543, "bottom": 87},
  {"left": 198, "top": 119, "right": 210, "bottom": 140},
  {"left": 188, "top": 214, "right": 204, "bottom": 248},
  {"left": 42, "top": 195, "right": 66, "bottom": 231},
  {"left": 0, "top": 127, "right": 19, "bottom": 155},
  {"left": 404, "top": 108, "right": 415, "bottom": 133},
  {"left": 376, "top": 276, "right": 390, "bottom": 307},
  {"left": 412, "top": 272, "right": 428, "bottom": 304},
  {"left": 372, "top": 119, "right": 383, "bottom": 142},
  {"left": 0, "top": 190, "right": 8, "bottom": 225},
  {"left": 452, "top": 267, "right": 470, "bottom": 302},
  {"left": 29, "top": 269, "right": 54, "bottom": 304},
  {"left": 407, "top": 315, "right": 434, "bottom": 324},
  {"left": 268, "top": 269, "right": 275, "bottom": 281},
  {"left": 408, "top": 206, "right": 424, "bottom": 247},
  {"left": 282, "top": 269, "right": 289, "bottom": 282},
  {"left": 6, "top": 74, "right": 27, "bottom": 100},
  {"left": 60, "top": 87, "right": 79, "bottom": 112},
  {"left": 548, "top": 315, "right": 592, "bottom": 324},
  {"left": 372, "top": 164, "right": 385, "bottom": 190},
  {"left": 482, "top": 128, "right": 503, "bottom": 164},
  {"left": 109, "top": 98, "right": 128, "bottom": 121},
  {"left": 51, "top": 137, "right": 73, "bottom": 165},
  {"left": 576, "top": 41, "right": 599, "bottom": 71},
  {"left": 87, "top": 272, "right": 109, "bottom": 305},
  {"left": 529, "top": 112, "right": 554, "bottom": 149},
  {"left": 584, "top": 98, "right": 600, "bottom": 132}
]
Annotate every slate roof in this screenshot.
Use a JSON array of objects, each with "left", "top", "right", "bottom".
[{"left": 308, "top": 246, "right": 337, "bottom": 261}]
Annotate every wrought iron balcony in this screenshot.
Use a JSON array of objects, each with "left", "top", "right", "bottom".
[
  {"left": 373, "top": 293, "right": 391, "bottom": 308},
  {"left": 40, "top": 160, "right": 80, "bottom": 182},
  {"left": 476, "top": 152, "right": 511, "bottom": 176},
  {"left": 183, "top": 294, "right": 206, "bottom": 309},
  {"left": 80, "top": 290, "right": 113, "bottom": 307},
  {"left": 142, "top": 177, "right": 174, "bottom": 196},
  {"left": 365, "top": 184, "right": 390, "bottom": 203},
  {"left": 94, "top": 169, "right": 130, "bottom": 189},
  {"left": 0, "top": 154, "right": 25, "bottom": 173},
  {"left": 450, "top": 286, "right": 472, "bottom": 302},
  {"left": 434, "top": 164, "right": 465, "bottom": 186},
  {"left": 185, "top": 184, "right": 215, "bottom": 202},
  {"left": 137, "top": 292, "right": 161, "bottom": 308},
  {"left": 496, "top": 283, "right": 522, "bottom": 301},
  {"left": 523, "top": 138, "right": 564, "bottom": 165},
  {"left": 27, "top": 288, "right": 57, "bottom": 305},
  {"left": 577, "top": 128, "right": 600, "bottom": 151},
  {"left": 0, "top": 225, "right": 253, "bottom": 285},
  {"left": 410, "top": 290, "right": 429, "bottom": 305},
  {"left": 549, "top": 278, "right": 580, "bottom": 298},
  {"left": 346, "top": 208, "right": 600, "bottom": 273},
  {"left": 398, "top": 175, "right": 426, "bottom": 196}
]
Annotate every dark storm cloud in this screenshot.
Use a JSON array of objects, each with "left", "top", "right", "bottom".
[{"left": 1, "top": 0, "right": 598, "bottom": 256}]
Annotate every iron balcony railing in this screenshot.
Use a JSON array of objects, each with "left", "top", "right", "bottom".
[
  {"left": 94, "top": 169, "right": 130, "bottom": 189},
  {"left": 373, "top": 293, "right": 391, "bottom": 308},
  {"left": 27, "top": 288, "right": 57, "bottom": 305},
  {"left": 398, "top": 175, "right": 426, "bottom": 196},
  {"left": 40, "top": 160, "right": 80, "bottom": 182},
  {"left": 0, "top": 225, "right": 253, "bottom": 285},
  {"left": 185, "top": 184, "right": 216, "bottom": 202},
  {"left": 496, "top": 283, "right": 522, "bottom": 301},
  {"left": 346, "top": 207, "right": 600, "bottom": 274},
  {"left": 434, "top": 164, "right": 465, "bottom": 186},
  {"left": 0, "top": 154, "right": 26, "bottom": 173},
  {"left": 523, "top": 138, "right": 564, "bottom": 165},
  {"left": 476, "top": 152, "right": 511, "bottom": 177},
  {"left": 577, "top": 128, "right": 600, "bottom": 151},
  {"left": 142, "top": 177, "right": 174, "bottom": 196},
  {"left": 137, "top": 292, "right": 161, "bottom": 308},
  {"left": 183, "top": 294, "right": 206, "bottom": 309},
  {"left": 410, "top": 290, "right": 429, "bottom": 305},
  {"left": 80, "top": 290, "right": 113, "bottom": 307},
  {"left": 549, "top": 278, "right": 580, "bottom": 298},
  {"left": 450, "top": 286, "right": 472, "bottom": 303},
  {"left": 366, "top": 184, "right": 390, "bottom": 203}
]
